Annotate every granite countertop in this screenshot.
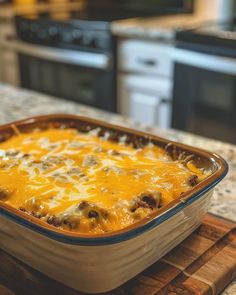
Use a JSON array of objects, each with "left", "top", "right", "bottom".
[
  {"left": 111, "top": 14, "right": 214, "bottom": 40},
  {"left": 0, "top": 84, "right": 235, "bottom": 294}
]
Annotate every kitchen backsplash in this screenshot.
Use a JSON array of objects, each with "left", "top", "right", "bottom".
[{"left": 194, "top": 0, "right": 236, "bottom": 21}]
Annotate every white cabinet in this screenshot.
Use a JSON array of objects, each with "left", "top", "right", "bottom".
[
  {"left": 118, "top": 74, "right": 172, "bottom": 128},
  {"left": 118, "top": 39, "right": 173, "bottom": 128},
  {"left": 129, "top": 92, "right": 172, "bottom": 128},
  {"left": 130, "top": 92, "right": 160, "bottom": 126}
]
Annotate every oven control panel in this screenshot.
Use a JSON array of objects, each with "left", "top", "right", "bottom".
[{"left": 15, "top": 17, "right": 113, "bottom": 52}]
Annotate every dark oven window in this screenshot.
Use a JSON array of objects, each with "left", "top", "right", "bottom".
[
  {"left": 172, "top": 63, "right": 236, "bottom": 143},
  {"left": 18, "top": 54, "right": 116, "bottom": 112}
]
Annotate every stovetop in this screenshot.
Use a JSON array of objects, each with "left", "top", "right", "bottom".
[
  {"left": 15, "top": 7, "right": 147, "bottom": 51},
  {"left": 15, "top": 9, "right": 125, "bottom": 52},
  {"left": 176, "top": 20, "right": 236, "bottom": 57},
  {"left": 190, "top": 21, "right": 236, "bottom": 37}
]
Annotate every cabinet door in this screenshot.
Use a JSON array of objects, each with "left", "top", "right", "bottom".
[
  {"left": 118, "top": 74, "right": 172, "bottom": 128},
  {"left": 130, "top": 91, "right": 160, "bottom": 125},
  {"left": 129, "top": 91, "right": 172, "bottom": 128}
]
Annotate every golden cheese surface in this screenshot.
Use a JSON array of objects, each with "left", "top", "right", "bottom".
[{"left": 0, "top": 128, "right": 208, "bottom": 234}]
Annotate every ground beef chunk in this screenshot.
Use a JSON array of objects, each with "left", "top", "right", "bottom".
[
  {"left": 189, "top": 175, "right": 198, "bottom": 186},
  {"left": 0, "top": 188, "right": 10, "bottom": 201},
  {"left": 131, "top": 192, "right": 162, "bottom": 212}
]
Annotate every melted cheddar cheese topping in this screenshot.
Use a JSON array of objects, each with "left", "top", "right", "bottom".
[{"left": 0, "top": 128, "right": 209, "bottom": 234}]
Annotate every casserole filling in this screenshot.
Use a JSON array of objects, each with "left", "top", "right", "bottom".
[{"left": 0, "top": 127, "right": 209, "bottom": 234}]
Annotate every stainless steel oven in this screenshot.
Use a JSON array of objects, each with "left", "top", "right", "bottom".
[
  {"left": 172, "top": 22, "right": 236, "bottom": 144},
  {"left": 13, "top": 13, "right": 117, "bottom": 112},
  {"left": 12, "top": 0, "right": 194, "bottom": 114},
  {"left": 15, "top": 41, "right": 116, "bottom": 112}
]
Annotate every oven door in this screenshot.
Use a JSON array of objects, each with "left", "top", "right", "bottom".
[
  {"left": 14, "top": 40, "right": 116, "bottom": 112},
  {"left": 172, "top": 49, "right": 236, "bottom": 144}
]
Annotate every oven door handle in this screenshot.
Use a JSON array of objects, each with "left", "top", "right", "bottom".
[
  {"left": 173, "top": 48, "right": 236, "bottom": 75},
  {"left": 2, "top": 39, "right": 112, "bottom": 70}
]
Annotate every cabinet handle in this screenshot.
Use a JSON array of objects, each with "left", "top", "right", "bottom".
[{"left": 137, "top": 58, "right": 157, "bottom": 66}]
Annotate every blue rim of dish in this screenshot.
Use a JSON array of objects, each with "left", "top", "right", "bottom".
[{"left": 0, "top": 162, "right": 228, "bottom": 246}]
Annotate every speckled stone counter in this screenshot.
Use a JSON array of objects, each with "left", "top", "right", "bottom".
[
  {"left": 0, "top": 84, "right": 235, "bottom": 294},
  {"left": 111, "top": 14, "right": 208, "bottom": 40}
]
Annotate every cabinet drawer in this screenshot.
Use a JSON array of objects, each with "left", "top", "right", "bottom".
[
  {"left": 118, "top": 74, "right": 172, "bottom": 98},
  {"left": 118, "top": 40, "right": 173, "bottom": 77}
]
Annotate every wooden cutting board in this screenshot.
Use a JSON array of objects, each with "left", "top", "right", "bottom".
[{"left": 0, "top": 214, "right": 235, "bottom": 295}]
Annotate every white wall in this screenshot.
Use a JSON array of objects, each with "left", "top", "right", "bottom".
[{"left": 195, "top": 0, "right": 235, "bottom": 21}]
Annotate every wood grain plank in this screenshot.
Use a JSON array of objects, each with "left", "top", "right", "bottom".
[
  {"left": 0, "top": 249, "right": 79, "bottom": 295},
  {"left": 182, "top": 277, "right": 213, "bottom": 295},
  {"left": 191, "top": 242, "right": 236, "bottom": 293},
  {"left": 0, "top": 285, "right": 15, "bottom": 295},
  {"left": 186, "top": 229, "right": 236, "bottom": 275},
  {"left": 163, "top": 235, "right": 214, "bottom": 270},
  {"left": 203, "top": 215, "right": 236, "bottom": 232},
  {"left": 119, "top": 261, "right": 181, "bottom": 295},
  {"left": 163, "top": 228, "right": 236, "bottom": 295},
  {"left": 180, "top": 234, "right": 216, "bottom": 253}
]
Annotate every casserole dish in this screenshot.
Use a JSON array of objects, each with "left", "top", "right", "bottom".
[{"left": 0, "top": 114, "right": 228, "bottom": 293}]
